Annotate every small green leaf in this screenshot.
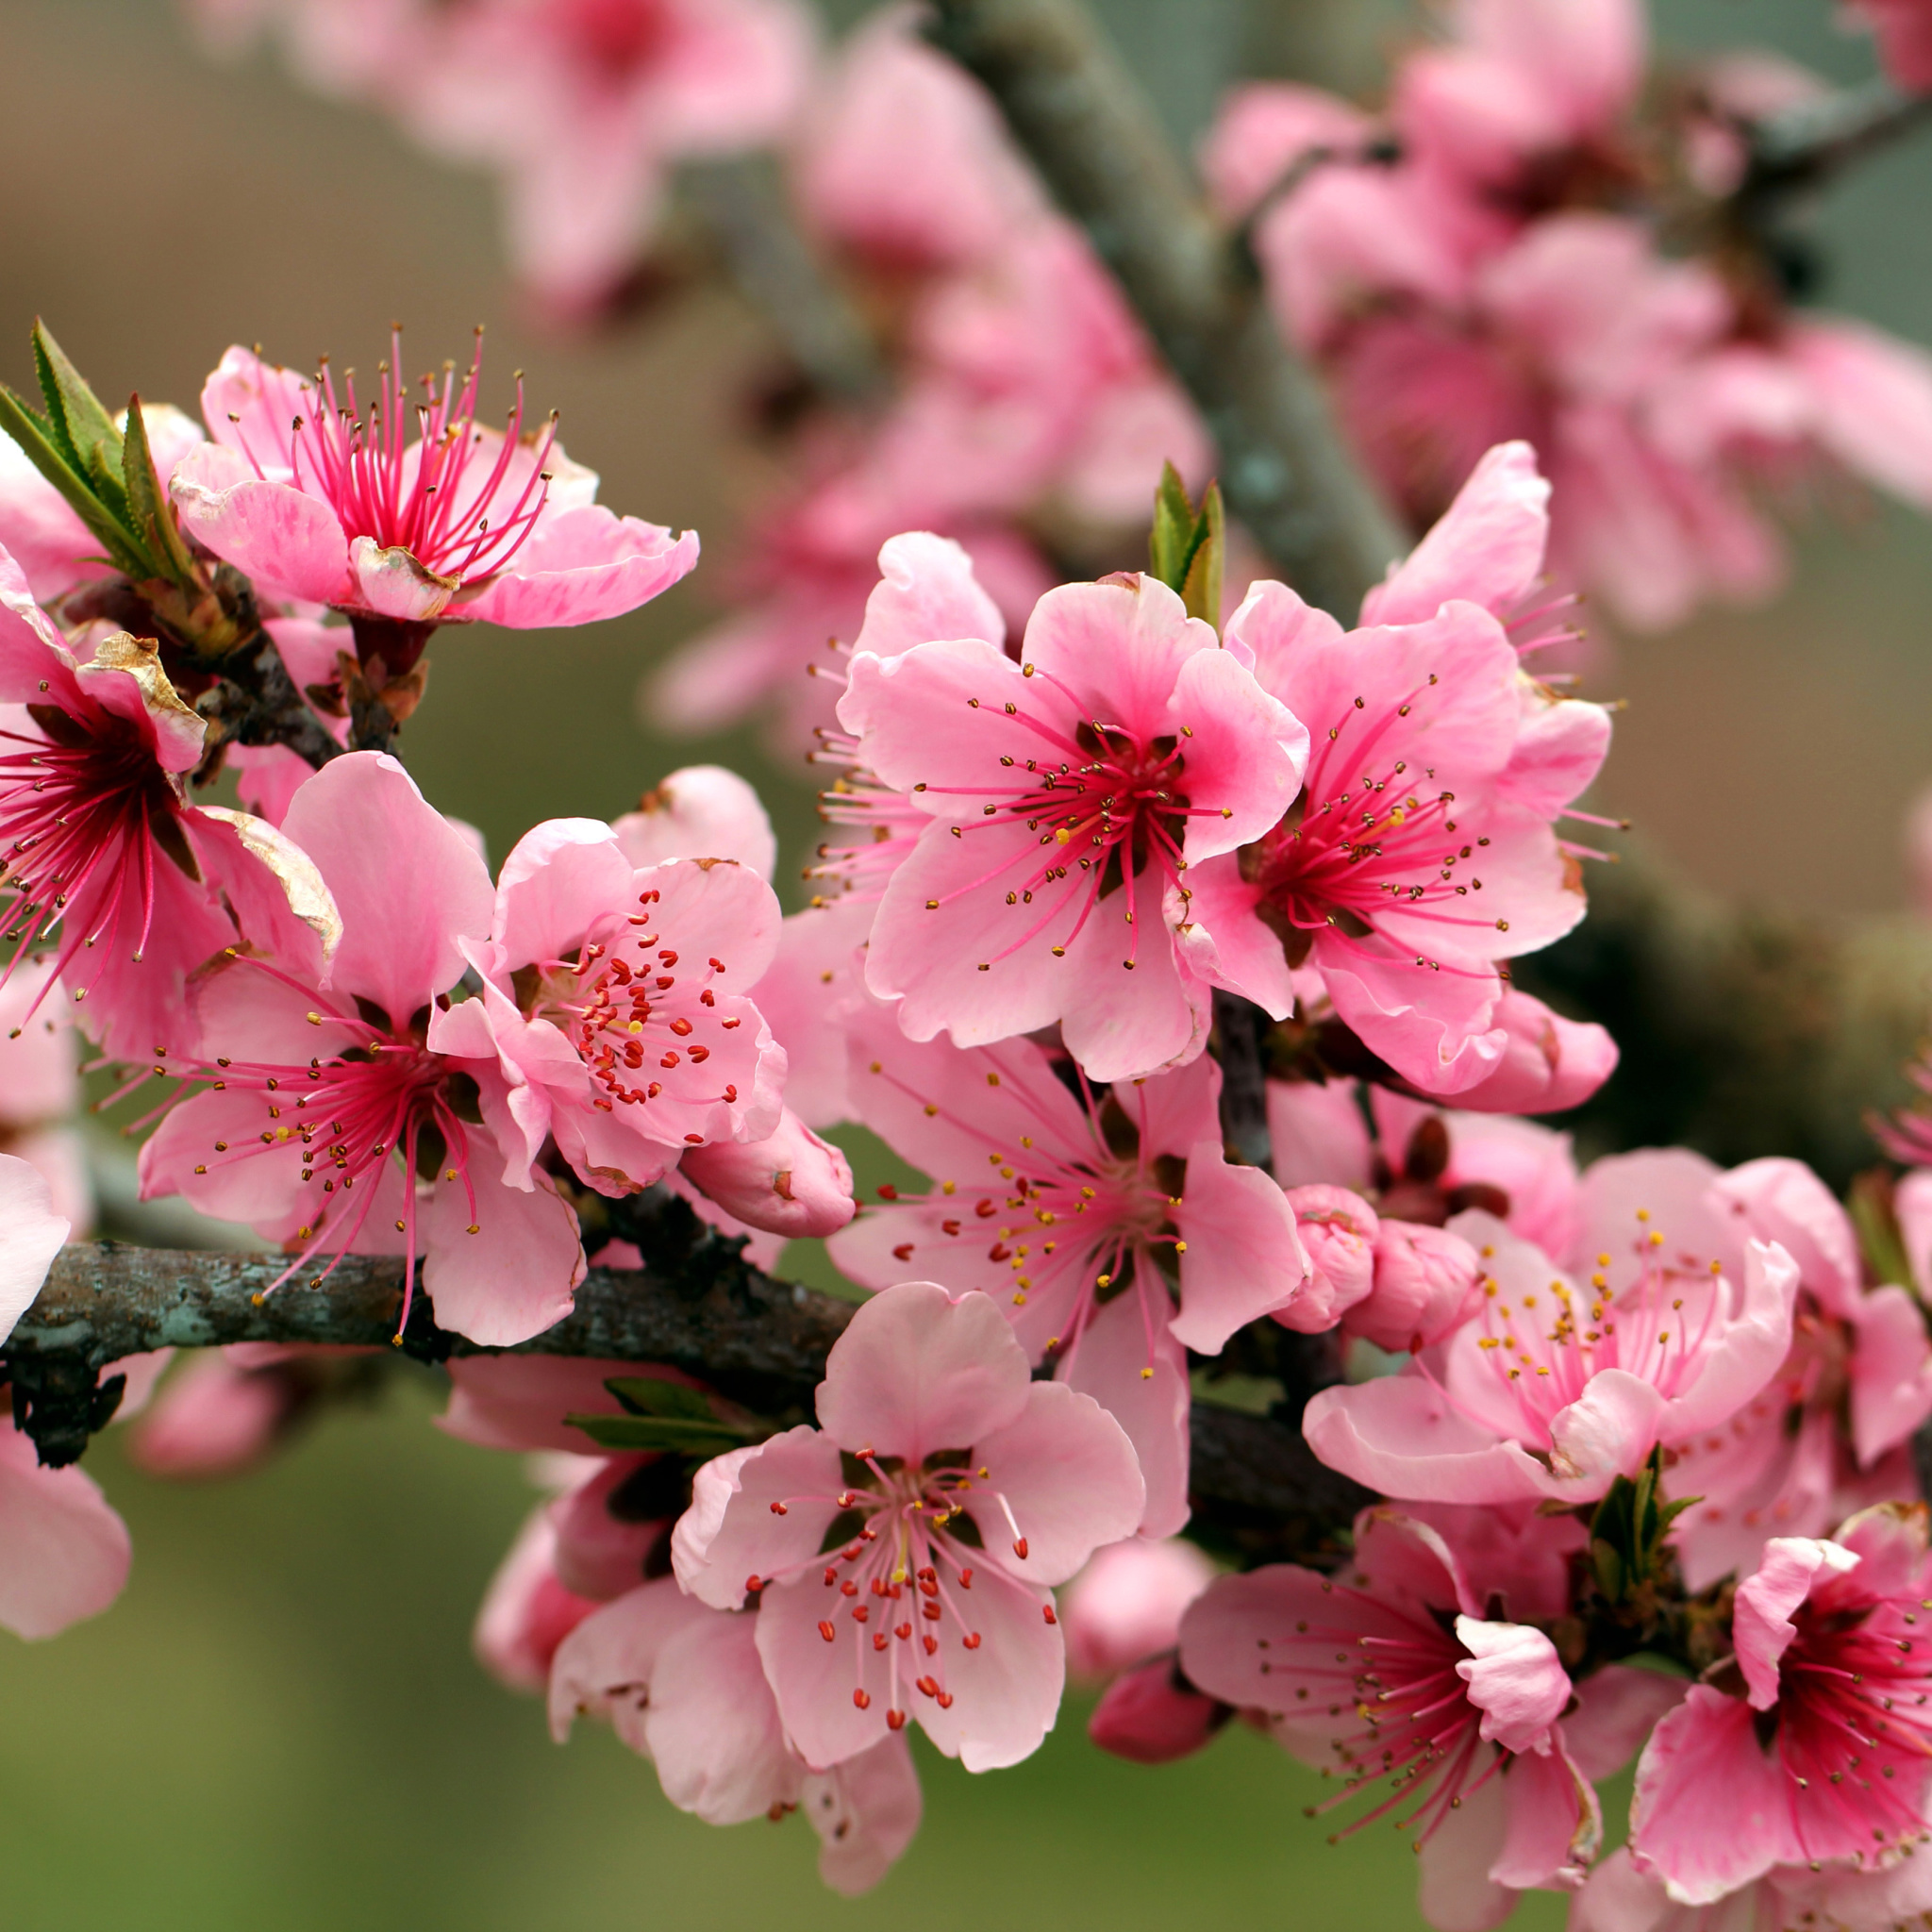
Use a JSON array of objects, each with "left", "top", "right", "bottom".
[
  {"left": 566, "top": 1411, "right": 745, "bottom": 1454},
  {"left": 1850, "top": 1168, "right": 1915, "bottom": 1293},
  {"left": 604, "top": 1376, "right": 718, "bottom": 1423},
  {"left": 0, "top": 386, "right": 149, "bottom": 579},
  {"left": 1145, "top": 462, "right": 1224, "bottom": 631},
  {"left": 121, "top": 395, "right": 197, "bottom": 587},
  {"left": 33, "top": 320, "right": 122, "bottom": 487}
]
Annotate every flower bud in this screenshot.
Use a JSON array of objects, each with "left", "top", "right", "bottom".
[
  {"left": 1088, "top": 1657, "right": 1226, "bottom": 1764},
  {"left": 1448, "top": 989, "right": 1617, "bottom": 1115},
  {"left": 1348, "top": 1220, "right": 1482, "bottom": 1352},
  {"left": 1062, "top": 1538, "right": 1216, "bottom": 1680},
  {"left": 1274, "top": 1185, "right": 1379, "bottom": 1333},
  {"left": 678, "top": 1107, "right": 856, "bottom": 1239}
]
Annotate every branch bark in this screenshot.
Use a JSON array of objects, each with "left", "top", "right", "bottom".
[
  {"left": 4, "top": 1220, "right": 1364, "bottom": 1557},
  {"left": 1741, "top": 76, "right": 1932, "bottom": 205},
  {"left": 924, "top": 0, "right": 1405, "bottom": 619}
]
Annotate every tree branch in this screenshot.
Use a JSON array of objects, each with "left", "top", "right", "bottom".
[
  {"left": 1741, "top": 76, "right": 1932, "bottom": 206},
  {"left": 3, "top": 1215, "right": 1364, "bottom": 1557},
  {"left": 924, "top": 0, "right": 1405, "bottom": 619}
]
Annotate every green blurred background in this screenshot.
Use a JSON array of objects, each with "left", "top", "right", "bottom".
[{"left": 0, "top": 0, "right": 1920, "bottom": 1924}]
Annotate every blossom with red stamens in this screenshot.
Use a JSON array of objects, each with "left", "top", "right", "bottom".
[
  {"left": 137, "top": 752, "right": 586, "bottom": 1347},
  {"left": 673, "top": 1281, "right": 1144, "bottom": 1772},
  {"left": 1185, "top": 444, "right": 1612, "bottom": 1096},
  {"left": 1630, "top": 1507, "right": 1932, "bottom": 1905},
  {"left": 0, "top": 554, "right": 337, "bottom": 1062},
  {"left": 836, "top": 563, "right": 1307, "bottom": 1083},
  {"left": 824, "top": 1002, "right": 1307, "bottom": 1535},
  {"left": 1178, "top": 1508, "right": 1597, "bottom": 1927},
  {"left": 170, "top": 334, "right": 698, "bottom": 677},
  {"left": 1305, "top": 1153, "right": 1800, "bottom": 1507}
]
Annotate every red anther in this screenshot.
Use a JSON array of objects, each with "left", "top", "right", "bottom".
[
  {"left": 858, "top": 1527, "right": 878, "bottom": 1542},
  {"left": 836, "top": 1491, "right": 856, "bottom": 1508},
  {"left": 958, "top": 1569, "right": 973, "bottom": 1589},
  {"left": 852, "top": 1605, "right": 869, "bottom": 1624},
  {"left": 819, "top": 1621, "right": 836, "bottom": 1643},
  {"left": 658, "top": 951, "right": 678, "bottom": 967},
  {"left": 895, "top": 1623, "right": 911, "bottom": 1641},
  {"left": 1042, "top": 1605, "right": 1058, "bottom": 1624},
  {"left": 892, "top": 1243, "right": 915, "bottom": 1261},
  {"left": 688, "top": 1046, "right": 709, "bottom": 1063},
  {"left": 917, "top": 1567, "right": 937, "bottom": 1582},
  {"left": 962, "top": 1632, "right": 983, "bottom": 1650},
  {"left": 669, "top": 1018, "right": 692, "bottom": 1037},
  {"left": 843, "top": 1542, "right": 864, "bottom": 1561},
  {"left": 1012, "top": 1538, "right": 1029, "bottom": 1560},
  {"left": 841, "top": 1580, "right": 858, "bottom": 1597},
  {"left": 745, "top": 1575, "right": 761, "bottom": 1592},
  {"left": 916, "top": 1676, "right": 939, "bottom": 1699},
  {"left": 769, "top": 1501, "right": 789, "bottom": 1515},
  {"left": 988, "top": 1243, "right": 1011, "bottom": 1262},
  {"left": 708, "top": 958, "right": 724, "bottom": 972},
  {"left": 974, "top": 1199, "right": 997, "bottom": 1218},
  {"left": 922, "top": 1602, "right": 941, "bottom": 1621},
  {"left": 854, "top": 1690, "right": 871, "bottom": 1710},
  {"left": 870, "top": 1576, "right": 889, "bottom": 1597},
  {"left": 936, "top": 1691, "right": 955, "bottom": 1709},
  {"left": 656, "top": 976, "right": 675, "bottom": 990},
  {"left": 886, "top": 1708, "right": 907, "bottom": 1731},
  {"left": 660, "top": 1052, "right": 680, "bottom": 1069},
  {"left": 923, "top": 1635, "right": 939, "bottom": 1657},
  {"left": 824, "top": 1568, "right": 839, "bottom": 1587},
  {"left": 876, "top": 1183, "right": 898, "bottom": 1200},
  {"left": 918, "top": 1576, "right": 939, "bottom": 1598},
  {"left": 873, "top": 1632, "right": 889, "bottom": 1652}
]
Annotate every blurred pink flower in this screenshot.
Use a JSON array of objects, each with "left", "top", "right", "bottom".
[
  {"left": 1061, "top": 1535, "right": 1216, "bottom": 1680},
  {"left": 1846, "top": 0, "right": 1932, "bottom": 92}
]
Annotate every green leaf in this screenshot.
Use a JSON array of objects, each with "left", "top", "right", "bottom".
[
  {"left": 33, "top": 320, "right": 123, "bottom": 489},
  {"left": 121, "top": 396, "right": 197, "bottom": 588},
  {"left": 566, "top": 1411, "right": 746, "bottom": 1454},
  {"left": 1850, "top": 1168, "right": 1914, "bottom": 1293},
  {"left": 605, "top": 1377, "right": 719, "bottom": 1423},
  {"left": 1145, "top": 463, "right": 1225, "bottom": 631},
  {"left": 0, "top": 385, "right": 150, "bottom": 579}
]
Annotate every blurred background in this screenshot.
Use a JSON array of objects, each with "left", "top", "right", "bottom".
[{"left": 0, "top": 0, "right": 1923, "bottom": 1924}]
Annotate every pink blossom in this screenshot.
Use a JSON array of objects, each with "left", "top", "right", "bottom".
[
  {"left": 1179, "top": 1508, "right": 1595, "bottom": 1932},
  {"left": 550, "top": 1576, "right": 922, "bottom": 1892},
  {"left": 1354, "top": 1218, "right": 1485, "bottom": 1354},
  {"left": 610, "top": 763, "right": 776, "bottom": 878},
  {"left": 1446, "top": 987, "right": 1619, "bottom": 1114},
  {"left": 172, "top": 337, "right": 699, "bottom": 675},
  {"left": 473, "top": 1504, "right": 601, "bottom": 1693},
  {"left": 791, "top": 4, "right": 1041, "bottom": 275},
  {"left": 432, "top": 813, "right": 796, "bottom": 1221},
  {"left": 673, "top": 1281, "right": 1144, "bottom": 1770},
  {"left": 1276, "top": 1184, "right": 1381, "bottom": 1333},
  {"left": 138, "top": 752, "right": 587, "bottom": 1347},
  {"left": 678, "top": 1110, "right": 854, "bottom": 1241},
  {"left": 1061, "top": 1535, "right": 1216, "bottom": 1679},
  {"left": 838, "top": 567, "right": 1307, "bottom": 1081},
  {"left": 402, "top": 0, "right": 815, "bottom": 315},
  {"left": 1087, "top": 1659, "right": 1228, "bottom": 1765},
  {"left": 1572, "top": 1841, "right": 1932, "bottom": 1932},
  {"left": 0, "top": 555, "right": 339, "bottom": 1061},
  {"left": 1304, "top": 1182, "right": 1800, "bottom": 1506},
  {"left": 1629, "top": 1508, "right": 1932, "bottom": 1904},
  {"left": 825, "top": 1009, "right": 1307, "bottom": 1534}
]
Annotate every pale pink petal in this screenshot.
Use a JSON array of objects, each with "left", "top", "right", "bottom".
[
  {"left": 1266, "top": 1081, "right": 1374, "bottom": 1191},
  {"left": 1275, "top": 1184, "right": 1380, "bottom": 1332},
  {"left": 671, "top": 1428, "right": 847, "bottom": 1610},
  {"left": 279, "top": 753, "right": 494, "bottom": 1022},
  {"left": 644, "top": 1607, "right": 802, "bottom": 1824},
  {"left": 127, "top": 1352, "right": 289, "bottom": 1478},
  {"left": 1559, "top": 1662, "right": 1689, "bottom": 1783},
  {"left": 1198, "top": 81, "right": 1374, "bottom": 218},
  {"left": 438, "top": 1356, "right": 655, "bottom": 1454},
  {"left": 347, "top": 537, "right": 457, "bottom": 623},
  {"left": 460, "top": 508, "right": 699, "bottom": 629},
  {"left": 1303, "top": 1374, "right": 1562, "bottom": 1504},
  {"left": 1545, "top": 1369, "right": 1669, "bottom": 1490},
  {"left": 1710, "top": 1157, "right": 1862, "bottom": 1319},
  {"left": 1362, "top": 441, "right": 1552, "bottom": 626},
  {"left": 169, "top": 441, "right": 349, "bottom": 605},
  {"left": 0, "top": 1153, "right": 71, "bottom": 1339},
  {"left": 1732, "top": 1535, "right": 1858, "bottom": 1710},
  {"left": 546, "top": 1575, "right": 711, "bottom": 1749},
  {"left": 473, "top": 1507, "right": 598, "bottom": 1693},
  {"left": 1315, "top": 931, "right": 1507, "bottom": 1096},
  {"left": 802, "top": 1732, "right": 924, "bottom": 1895},
  {"left": 816, "top": 1281, "right": 1032, "bottom": 1461},
  {"left": 678, "top": 1108, "right": 856, "bottom": 1239},
  {"left": 1898, "top": 1168, "right": 1932, "bottom": 1297},
  {"left": 0, "top": 1426, "right": 131, "bottom": 1639},
  {"left": 1850, "top": 1285, "right": 1932, "bottom": 1466},
  {"left": 850, "top": 531, "right": 1008, "bottom": 659},
  {"left": 419, "top": 1170, "right": 588, "bottom": 1346},
  {"left": 1660, "top": 1241, "right": 1800, "bottom": 1441},
  {"left": 489, "top": 818, "right": 636, "bottom": 974},
  {"left": 1452, "top": 1615, "right": 1570, "bottom": 1752},
  {"left": 1788, "top": 319, "right": 1932, "bottom": 508},
  {"left": 612, "top": 765, "right": 777, "bottom": 878},
  {"left": 546, "top": 1457, "right": 665, "bottom": 1600},
  {"left": 1169, "top": 1141, "right": 1309, "bottom": 1350},
  {"left": 1062, "top": 1537, "right": 1217, "bottom": 1678},
  {"left": 1058, "top": 1293, "right": 1191, "bottom": 1539},
  {"left": 1448, "top": 988, "right": 1618, "bottom": 1116}
]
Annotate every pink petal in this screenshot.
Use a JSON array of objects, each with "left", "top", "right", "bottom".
[
  {"left": 1660, "top": 1240, "right": 1799, "bottom": 1440},
  {"left": 1544, "top": 1368, "right": 1668, "bottom": 1490},
  {"left": 169, "top": 441, "right": 349, "bottom": 606},
  {"left": 491, "top": 818, "right": 635, "bottom": 973},
  {"left": 0, "top": 1426, "right": 131, "bottom": 1639},
  {"left": 419, "top": 1169, "right": 587, "bottom": 1346},
  {"left": 1169, "top": 1139, "right": 1309, "bottom": 1350},
  {"left": 0, "top": 1153, "right": 72, "bottom": 1339},
  {"left": 1266, "top": 1080, "right": 1374, "bottom": 1191},
  {"left": 1061, "top": 1537, "right": 1216, "bottom": 1678},
  {"left": 1710, "top": 1157, "right": 1862, "bottom": 1320},
  {"left": 1731, "top": 1535, "right": 1858, "bottom": 1710},
  {"left": 280, "top": 753, "right": 495, "bottom": 1023},
  {"left": 1314, "top": 931, "right": 1507, "bottom": 1096},
  {"left": 1198, "top": 81, "right": 1374, "bottom": 219},
  {"left": 546, "top": 1457, "right": 666, "bottom": 1600},
  {"left": 461, "top": 508, "right": 699, "bottom": 628},
  {"left": 611, "top": 765, "right": 777, "bottom": 879},
  {"left": 679, "top": 1107, "right": 856, "bottom": 1239},
  {"left": 1447, "top": 988, "right": 1618, "bottom": 1116},
  {"left": 1850, "top": 1285, "right": 1932, "bottom": 1466},
  {"left": 347, "top": 537, "right": 457, "bottom": 622},
  {"left": 670, "top": 1428, "right": 847, "bottom": 1611},
  {"left": 816, "top": 1281, "right": 1032, "bottom": 1461},
  {"left": 472, "top": 1507, "right": 598, "bottom": 1693},
  {"left": 1087, "top": 1658, "right": 1224, "bottom": 1763},
  {"left": 1303, "top": 1374, "right": 1562, "bottom": 1505},
  {"left": 644, "top": 1607, "right": 802, "bottom": 1824},
  {"left": 1219, "top": 577, "right": 1347, "bottom": 713},
  {"left": 802, "top": 1733, "right": 924, "bottom": 1898},
  {"left": 1058, "top": 1293, "right": 1191, "bottom": 1538},
  {"left": 1362, "top": 441, "right": 1552, "bottom": 626},
  {"left": 547, "top": 1575, "right": 711, "bottom": 1749},
  {"left": 1452, "top": 1614, "right": 1571, "bottom": 1752},
  {"left": 850, "top": 531, "right": 1008, "bottom": 659},
  {"left": 1559, "top": 1663, "right": 1689, "bottom": 1784}
]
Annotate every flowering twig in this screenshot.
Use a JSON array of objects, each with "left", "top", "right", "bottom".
[
  {"left": 924, "top": 0, "right": 1406, "bottom": 619},
  {"left": 1741, "top": 75, "right": 1932, "bottom": 203}
]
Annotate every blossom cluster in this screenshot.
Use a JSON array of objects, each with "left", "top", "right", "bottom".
[{"left": 0, "top": 0, "right": 1929, "bottom": 1915}]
